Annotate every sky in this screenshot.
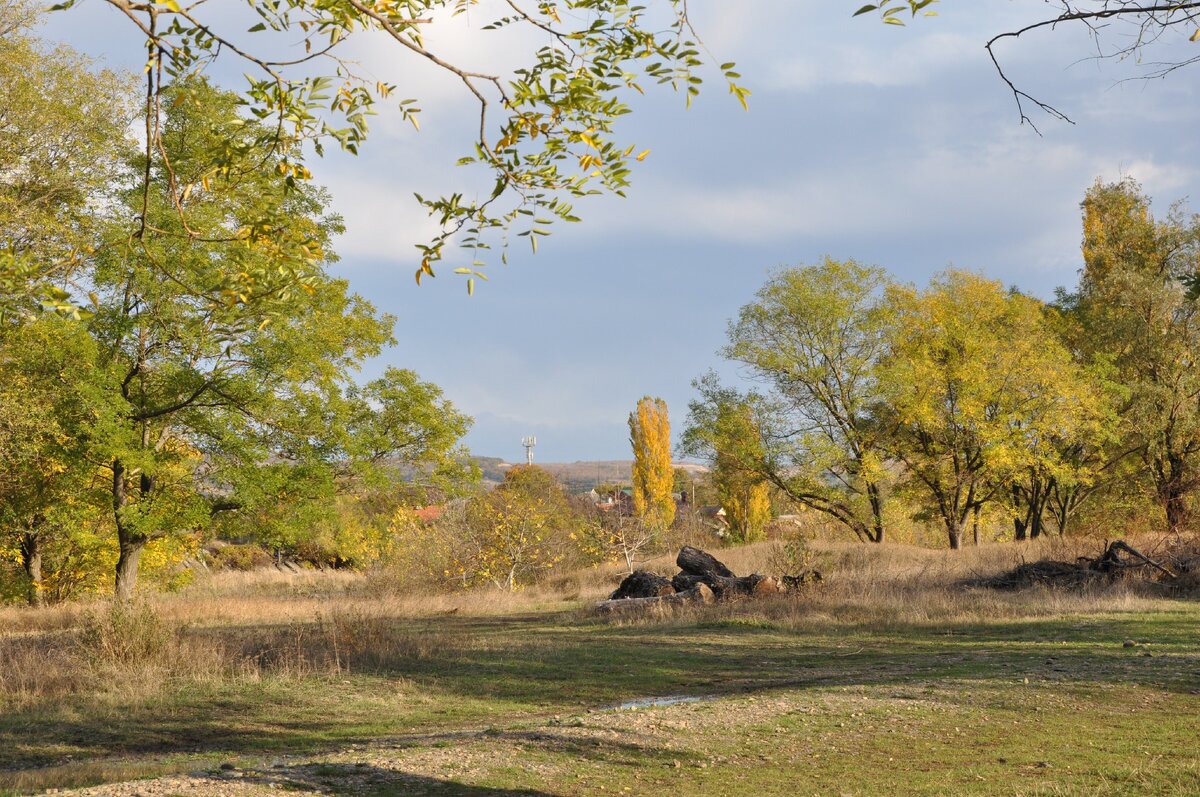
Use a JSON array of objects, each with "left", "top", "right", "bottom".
[{"left": 39, "top": 1, "right": 1200, "bottom": 463}]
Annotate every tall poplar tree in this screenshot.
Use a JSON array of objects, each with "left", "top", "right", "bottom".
[{"left": 629, "top": 397, "right": 675, "bottom": 534}]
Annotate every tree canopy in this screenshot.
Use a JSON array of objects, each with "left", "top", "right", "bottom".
[
  {"left": 43, "top": 0, "right": 746, "bottom": 292},
  {"left": 683, "top": 259, "right": 895, "bottom": 543}
]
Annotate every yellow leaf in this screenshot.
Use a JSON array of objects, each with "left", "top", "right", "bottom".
[{"left": 636, "top": 149, "right": 650, "bottom": 162}]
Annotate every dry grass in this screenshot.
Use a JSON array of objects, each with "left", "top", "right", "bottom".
[{"left": 0, "top": 534, "right": 1184, "bottom": 711}]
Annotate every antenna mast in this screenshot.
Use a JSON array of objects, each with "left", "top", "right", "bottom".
[{"left": 521, "top": 435, "right": 537, "bottom": 465}]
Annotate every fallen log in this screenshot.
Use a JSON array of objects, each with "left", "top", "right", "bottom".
[
  {"left": 610, "top": 570, "right": 676, "bottom": 600},
  {"left": 595, "top": 583, "right": 715, "bottom": 615},
  {"left": 670, "top": 572, "right": 706, "bottom": 592},
  {"left": 672, "top": 570, "right": 785, "bottom": 598},
  {"left": 676, "top": 545, "right": 734, "bottom": 578},
  {"left": 1092, "top": 540, "right": 1177, "bottom": 579}
]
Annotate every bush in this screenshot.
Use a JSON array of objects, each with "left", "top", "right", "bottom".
[
  {"left": 208, "top": 542, "right": 274, "bottom": 571},
  {"left": 387, "top": 467, "right": 614, "bottom": 592},
  {"left": 76, "top": 601, "right": 177, "bottom": 668}
]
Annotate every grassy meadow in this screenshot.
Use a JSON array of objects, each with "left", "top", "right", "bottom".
[{"left": 0, "top": 538, "right": 1197, "bottom": 796}]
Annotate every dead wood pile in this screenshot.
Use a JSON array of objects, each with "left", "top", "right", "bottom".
[
  {"left": 980, "top": 539, "right": 1199, "bottom": 592},
  {"left": 596, "top": 546, "right": 810, "bottom": 614}
]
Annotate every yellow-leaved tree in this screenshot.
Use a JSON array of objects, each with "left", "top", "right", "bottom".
[
  {"left": 713, "top": 404, "right": 773, "bottom": 544},
  {"left": 1070, "top": 179, "right": 1200, "bottom": 533},
  {"left": 628, "top": 397, "right": 675, "bottom": 534},
  {"left": 389, "top": 465, "right": 601, "bottom": 592},
  {"left": 881, "top": 270, "right": 1106, "bottom": 549},
  {"left": 680, "top": 386, "right": 773, "bottom": 543}
]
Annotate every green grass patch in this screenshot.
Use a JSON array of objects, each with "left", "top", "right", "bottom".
[{"left": 1, "top": 602, "right": 1198, "bottom": 795}]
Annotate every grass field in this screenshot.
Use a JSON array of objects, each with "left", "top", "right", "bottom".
[{"left": 1, "top": 539, "right": 1197, "bottom": 796}]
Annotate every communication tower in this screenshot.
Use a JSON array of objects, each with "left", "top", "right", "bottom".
[{"left": 522, "top": 435, "right": 537, "bottom": 465}]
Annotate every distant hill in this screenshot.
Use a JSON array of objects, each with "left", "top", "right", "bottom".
[{"left": 470, "top": 457, "right": 708, "bottom": 492}]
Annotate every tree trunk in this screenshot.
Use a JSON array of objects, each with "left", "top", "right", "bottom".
[
  {"left": 114, "top": 537, "right": 144, "bottom": 601},
  {"left": 1164, "top": 490, "right": 1189, "bottom": 534},
  {"left": 947, "top": 520, "right": 962, "bottom": 551},
  {"left": 867, "top": 482, "right": 885, "bottom": 544},
  {"left": 1029, "top": 507, "right": 1043, "bottom": 539},
  {"left": 612, "top": 570, "right": 674, "bottom": 599},
  {"left": 19, "top": 530, "right": 43, "bottom": 608},
  {"left": 1153, "top": 452, "right": 1191, "bottom": 534},
  {"left": 1056, "top": 512, "right": 1071, "bottom": 537},
  {"left": 111, "top": 458, "right": 144, "bottom": 601},
  {"left": 1012, "top": 484, "right": 1028, "bottom": 540},
  {"left": 596, "top": 583, "right": 714, "bottom": 615}
]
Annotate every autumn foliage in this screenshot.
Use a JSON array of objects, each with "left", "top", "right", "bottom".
[{"left": 629, "top": 397, "right": 675, "bottom": 534}]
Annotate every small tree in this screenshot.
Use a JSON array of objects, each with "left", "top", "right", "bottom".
[
  {"left": 604, "top": 516, "right": 659, "bottom": 574},
  {"left": 451, "top": 466, "right": 589, "bottom": 591},
  {"left": 0, "top": 317, "right": 113, "bottom": 605},
  {"left": 629, "top": 397, "right": 675, "bottom": 534},
  {"left": 681, "top": 390, "right": 772, "bottom": 543}
]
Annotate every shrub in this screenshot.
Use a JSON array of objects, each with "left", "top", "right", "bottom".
[
  {"left": 208, "top": 542, "right": 274, "bottom": 571},
  {"left": 76, "top": 601, "right": 177, "bottom": 669}
]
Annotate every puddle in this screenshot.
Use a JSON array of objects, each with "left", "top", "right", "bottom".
[{"left": 605, "top": 695, "right": 715, "bottom": 711}]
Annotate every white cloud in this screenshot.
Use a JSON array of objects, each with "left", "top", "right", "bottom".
[{"left": 769, "top": 32, "right": 982, "bottom": 92}]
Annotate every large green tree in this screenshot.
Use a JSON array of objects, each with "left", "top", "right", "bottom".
[
  {"left": 84, "top": 78, "right": 389, "bottom": 598},
  {"left": 0, "top": 17, "right": 481, "bottom": 601},
  {"left": 715, "top": 259, "right": 895, "bottom": 543}
]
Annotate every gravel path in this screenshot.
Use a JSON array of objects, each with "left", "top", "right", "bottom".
[{"left": 45, "top": 692, "right": 833, "bottom": 795}]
